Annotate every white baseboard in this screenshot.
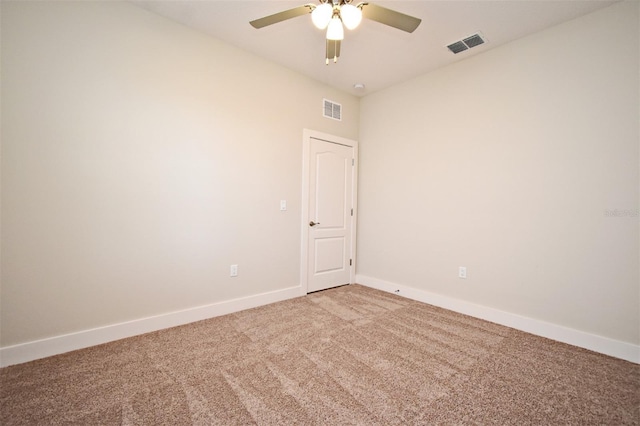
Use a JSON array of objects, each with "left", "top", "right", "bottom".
[
  {"left": 4, "top": 280, "right": 637, "bottom": 367},
  {"left": 356, "top": 274, "right": 640, "bottom": 364},
  {"left": 0, "top": 286, "right": 302, "bottom": 367}
]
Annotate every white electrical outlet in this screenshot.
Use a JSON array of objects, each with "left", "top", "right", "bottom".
[
  {"left": 230, "top": 264, "right": 238, "bottom": 277},
  {"left": 459, "top": 266, "right": 467, "bottom": 279},
  {"left": 280, "top": 200, "right": 287, "bottom": 211}
]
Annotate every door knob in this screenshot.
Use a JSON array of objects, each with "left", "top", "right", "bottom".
[{"left": 309, "top": 221, "right": 320, "bottom": 227}]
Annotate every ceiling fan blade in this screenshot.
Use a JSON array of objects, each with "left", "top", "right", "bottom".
[
  {"left": 250, "top": 5, "right": 312, "bottom": 29},
  {"left": 362, "top": 3, "right": 421, "bottom": 33},
  {"left": 326, "top": 39, "right": 341, "bottom": 63}
]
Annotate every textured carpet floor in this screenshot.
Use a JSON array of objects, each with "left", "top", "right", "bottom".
[{"left": 1, "top": 284, "right": 638, "bottom": 425}]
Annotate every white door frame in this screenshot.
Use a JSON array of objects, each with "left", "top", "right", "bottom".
[{"left": 300, "top": 129, "right": 358, "bottom": 295}]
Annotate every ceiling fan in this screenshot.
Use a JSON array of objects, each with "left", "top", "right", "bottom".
[{"left": 250, "top": 1, "right": 421, "bottom": 65}]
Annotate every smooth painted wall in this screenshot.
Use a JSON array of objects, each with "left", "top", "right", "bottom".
[
  {"left": 1, "top": 1, "right": 359, "bottom": 347},
  {"left": 357, "top": 1, "right": 639, "bottom": 345}
]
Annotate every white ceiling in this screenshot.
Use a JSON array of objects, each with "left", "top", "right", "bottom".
[{"left": 131, "top": 0, "right": 618, "bottom": 96}]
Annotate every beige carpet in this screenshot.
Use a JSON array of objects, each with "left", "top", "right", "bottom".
[{"left": 1, "top": 284, "right": 638, "bottom": 425}]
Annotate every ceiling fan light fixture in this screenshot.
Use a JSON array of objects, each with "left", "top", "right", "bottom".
[
  {"left": 326, "top": 16, "right": 344, "bottom": 40},
  {"left": 311, "top": 3, "right": 333, "bottom": 29},
  {"left": 340, "top": 4, "right": 362, "bottom": 30},
  {"left": 249, "top": 1, "right": 422, "bottom": 64}
]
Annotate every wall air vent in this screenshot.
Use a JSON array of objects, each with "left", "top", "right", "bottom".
[
  {"left": 447, "top": 33, "right": 486, "bottom": 54},
  {"left": 323, "top": 99, "right": 342, "bottom": 121}
]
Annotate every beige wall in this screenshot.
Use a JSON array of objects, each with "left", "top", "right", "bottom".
[
  {"left": 358, "top": 1, "right": 639, "bottom": 345},
  {"left": 1, "top": 1, "right": 359, "bottom": 346}
]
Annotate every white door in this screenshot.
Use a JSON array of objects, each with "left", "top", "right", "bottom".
[{"left": 301, "top": 130, "right": 357, "bottom": 293}]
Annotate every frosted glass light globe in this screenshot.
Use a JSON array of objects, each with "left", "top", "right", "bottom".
[
  {"left": 326, "top": 16, "right": 344, "bottom": 40},
  {"left": 340, "top": 4, "right": 362, "bottom": 30},
  {"left": 311, "top": 3, "right": 333, "bottom": 29}
]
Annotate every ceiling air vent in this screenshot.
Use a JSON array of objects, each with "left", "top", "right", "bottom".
[
  {"left": 323, "top": 99, "right": 342, "bottom": 121},
  {"left": 447, "top": 33, "right": 486, "bottom": 54},
  {"left": 446, "top": 41, "right": 468, "bottom": 54}
]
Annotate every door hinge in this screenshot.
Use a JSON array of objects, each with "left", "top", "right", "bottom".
[
  {"left": 352, "top": 158, "right": 355, "bottom": 166},
  {"left": 350, "top": 259, "right": 352, "bottom": 266},
  {"left": 351, "top": 208, "right": 353, "bottom": 216}
]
